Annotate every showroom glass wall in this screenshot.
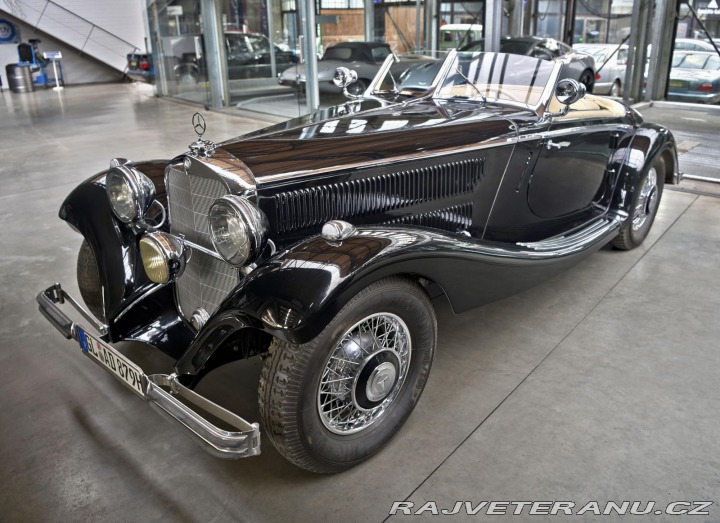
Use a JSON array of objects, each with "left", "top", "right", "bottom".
[
  {"left": 147, "top": 0, "right": 716, "bottom": 114},
  {"left": 147, "top": 0, "right": 426, "bottom": 116}
]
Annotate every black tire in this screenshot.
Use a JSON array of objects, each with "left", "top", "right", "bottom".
[
  {"left": 612, "top": 158, "right": 665, "bottom": 250},
  {"left": 346, "top": 78, "right": 369, "bottom": 96},
  {"left": 77, "top": 240, "right": 106, "bottom": 321},
  {"left": 610, "top": 80, "right": 621, "bottom": 97},
  {"left": 579, "top": 69, "right": 595, "bottom": 93},
  {"left": 258, "top": 276, "right": 437, "bottom": 473}
]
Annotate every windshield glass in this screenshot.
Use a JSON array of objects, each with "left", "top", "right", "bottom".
[
  {"left": 369, "top": 51, "right": 557, "bottom": 109},
  {"left": 435, "top": 52, "right": 555, "bottom": 107}
]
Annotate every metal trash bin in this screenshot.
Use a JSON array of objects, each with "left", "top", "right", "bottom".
[{"left": 6, "top": 64, "right": 35, "bottom": 93}]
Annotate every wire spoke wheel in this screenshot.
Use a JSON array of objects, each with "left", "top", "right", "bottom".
[
  {"left": 612, "top": 158, "right": 665, "bottom": 250},
  {"left": 632, "top": 167, "right": 658, "bottom": 231},
  {"left": 318, "top": 313, "right": 411, "bottom": 435},
  {"left": 258, "top": 276, "right": 437, "bottom": 473}
]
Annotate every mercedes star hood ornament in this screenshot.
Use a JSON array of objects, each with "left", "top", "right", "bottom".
[{"left": 189, "top": 112, "right": 215, "bottom": 157}]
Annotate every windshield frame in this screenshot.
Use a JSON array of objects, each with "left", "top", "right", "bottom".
[{"left": 368, "top": 49, "right": 566, "bottom": 116}]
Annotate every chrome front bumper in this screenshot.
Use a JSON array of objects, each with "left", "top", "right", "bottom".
[{"left": 36, "top": 283, "right": 261, "bottom": 459}]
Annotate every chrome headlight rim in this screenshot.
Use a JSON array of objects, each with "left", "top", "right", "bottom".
[
  {"left": 208, "top": 195, "right": 268, "bottom": 268},
  {"left": 106, "top": 158, "right": 156, "bottom": 224},
  {"left": 139, "top": 232, "right": 186, "bottom": 284}
]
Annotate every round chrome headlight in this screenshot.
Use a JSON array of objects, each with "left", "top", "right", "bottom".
[
  {"left": 139, "top": 232, "right": 186, "bottom": 284},
  {"left": 106, "top": 158, "right": 156, "bottom": 223},
  {"left": 208, "top": 196, "right": 268, "bottom": 267}
]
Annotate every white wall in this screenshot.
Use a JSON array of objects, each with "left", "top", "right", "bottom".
[
  {"left": 0, "top": 12, "right": 122, "bottom": 88},
  {"left": 1, "top": 0, "right": 147, "bottom": 70},
  {"left": 53, "top": 0, "right": 146, "bottom": 50}
]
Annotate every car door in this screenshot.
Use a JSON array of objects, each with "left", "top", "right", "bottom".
[{"left": 526, "top": 112, "right": 628, "bottom": 229}]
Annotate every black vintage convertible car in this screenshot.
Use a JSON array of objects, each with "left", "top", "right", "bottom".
[{"left": 37, "top": 50, "right": 679, "bottom": 473}]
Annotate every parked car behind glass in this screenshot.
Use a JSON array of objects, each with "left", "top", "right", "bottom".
[
  {"left": 461, "top": 36, "right": 597, "bottom": 92},
  {"left": 175, "top": 31, "right": 296, "bottom": 84},
  {"left": 667, "top": 50, "right": 720, "bottom": 104},
  {"left": 574, "top": 43, "right": 627, "bottom": 96},
  {"left": 279, "top": 41, "right": 392, "bottom": 95},
  {"left": 675, "top": 38, "right": 718, "bottom": 52}
]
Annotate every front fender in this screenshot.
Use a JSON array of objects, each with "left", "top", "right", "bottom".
[
  {"left": 59, "top": 160, "right": 169, "bottom": 330},
  {"left": 181, "top": 222, "right": 611, "bottom": 374}
]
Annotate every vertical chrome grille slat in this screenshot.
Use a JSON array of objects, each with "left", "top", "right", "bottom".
[{"left": 166, "top": 164, "right": 240, "bottom": 322}]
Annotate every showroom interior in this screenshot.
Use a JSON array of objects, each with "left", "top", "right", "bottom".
[{"left": 1, "top": 0, "right": 720, "bottom": 520}]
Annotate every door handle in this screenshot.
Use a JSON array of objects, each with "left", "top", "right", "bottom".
[{"left": 546, "top": 140, "right": 570, "bottom": 150}]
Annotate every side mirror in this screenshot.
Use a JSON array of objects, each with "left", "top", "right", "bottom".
[
  {"left": 555, "top": 78, "right": 586, "bottom": 106},
  {"left": 333, "top": 67, "right": 360, "bottom": 99}
]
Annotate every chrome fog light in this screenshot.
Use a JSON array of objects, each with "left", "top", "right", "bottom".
[
  {"left": 106, "top": 158, "right": 156, "bottom": 223},
  {"left": 208, "top": 196, "right": 268, "bottom": 267},
  {"left": 139, "top": 232, "right": 186, "bottom": 284}
]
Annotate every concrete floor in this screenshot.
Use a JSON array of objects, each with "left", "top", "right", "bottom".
[{"left": 1, "top": 84, "right": 720, "bottom": 522}]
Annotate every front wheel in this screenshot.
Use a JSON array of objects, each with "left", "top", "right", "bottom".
[
  {"left": 612, "top": 158, "right": 665, "bottom": 250},
  {"left": 258, "top": 276, "right": 437, "bottom": 473}
]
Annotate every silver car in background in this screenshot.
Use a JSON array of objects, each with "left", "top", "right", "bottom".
[
  {"left": 279, "top": 41, "right": 392, "bottom": 95},
  {"left": 574, "top": 43, "right": 627, "bottom": 97}
]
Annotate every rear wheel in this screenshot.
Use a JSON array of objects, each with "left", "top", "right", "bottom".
[
  {"left": 610, "top": 80, "right": 621, "bottom": 97},
  {"left": 612, "top": 158, "right": 665, "bottom": 250},
  {"left": 258, "top": 276, "right": 436, "bottom": 473},
  {"left": 77, "top": 240, "right": 105, "bottom": 321}
]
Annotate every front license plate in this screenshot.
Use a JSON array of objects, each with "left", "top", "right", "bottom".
[{"left": 77, "top": 327, "right": 146, "bottom": 397}]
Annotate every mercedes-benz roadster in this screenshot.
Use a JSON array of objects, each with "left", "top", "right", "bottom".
[{"left": 37, "top": 50, "right": 679, "bottom": 473}]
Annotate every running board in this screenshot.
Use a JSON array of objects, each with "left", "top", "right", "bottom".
[{"left": 517, "top": 213, "right": 625, "bottom": 255}]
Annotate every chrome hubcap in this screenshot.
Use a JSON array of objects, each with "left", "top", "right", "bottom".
[
  {"left": 317, "top": 313, "right": 411, "bottom": 435},
  {"left": 632, "top": 167, "right": 658, "bottom": 231},
  {"left": 366, "top": 362, "right": 397, "bottom": 402}
]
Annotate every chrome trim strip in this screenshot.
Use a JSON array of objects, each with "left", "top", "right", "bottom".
[
  {"left": 257, "top": 135, "right": 518, "bottom": 185},
  {"left": 181, "top": 238, "right": 226, "bottom": 261},
  {"left": 517, "top": 124, "right": 634, "bottom": 143}
]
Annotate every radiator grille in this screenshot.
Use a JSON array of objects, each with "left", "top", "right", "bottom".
[
  {"left": 274, "top": 158, "right": 483, "bottom": 233},
  {"left": 165, "top": 164, "right": 240, "bottom": 320}
]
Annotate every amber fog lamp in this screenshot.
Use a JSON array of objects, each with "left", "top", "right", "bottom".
[
  {"left": 106, "top": 158, "right": 156, "bottom": 223},
  {"left": 139, "top": 232, "right": 186, "bottom": 284},
  {"left": 208, "top": 196, "right": 268, "bottom": 267}
]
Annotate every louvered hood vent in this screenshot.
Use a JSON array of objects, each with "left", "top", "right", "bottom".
[{"left": 273, "top": 158, "right": 483, "bottom": 233}]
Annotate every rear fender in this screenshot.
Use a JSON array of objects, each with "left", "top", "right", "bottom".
[{"left": 613, "top": 123, "right": 678, "bottom": 214}]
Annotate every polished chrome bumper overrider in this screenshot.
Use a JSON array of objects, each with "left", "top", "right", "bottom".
[{"left": 36, "top": 283, "right": 260, "bottom": 459}]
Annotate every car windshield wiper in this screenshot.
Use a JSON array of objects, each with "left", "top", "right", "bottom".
[{"left": 454, "top": 67, "right": 486, "bottom": 104}]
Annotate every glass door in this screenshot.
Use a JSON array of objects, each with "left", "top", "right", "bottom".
[{"left": 149, "top": 0, "right": 211, "bottom": 106}]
